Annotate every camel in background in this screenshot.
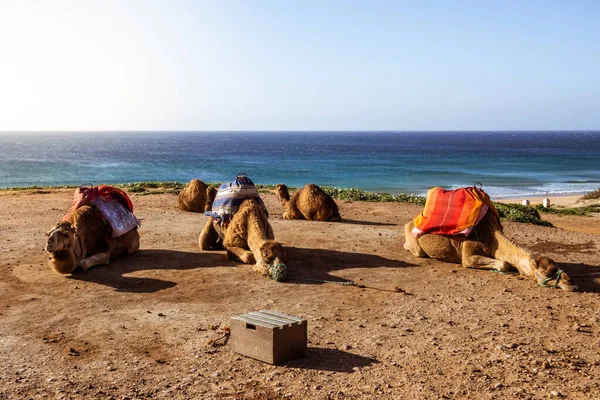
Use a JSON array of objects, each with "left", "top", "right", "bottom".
[
  {"left": 275, "top": 184, "right": 341, "bottom": 221},
  {"left": 177, "top": 179, "right": 217, "bottom": 212}
]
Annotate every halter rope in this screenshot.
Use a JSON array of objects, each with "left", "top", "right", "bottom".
[
  {"left": 536, "top": 269, "right": 564, "bottom": 288},
  {"left": 266, "top": 262, "right": 287, "bottom": 282}
]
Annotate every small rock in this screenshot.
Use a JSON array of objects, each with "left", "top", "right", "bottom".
[
  {"left": 550, "top": 390, "right": 564, "bottom": 397},
  {"left": 343, "top": 344, "right": 352, "bottom": 351}
]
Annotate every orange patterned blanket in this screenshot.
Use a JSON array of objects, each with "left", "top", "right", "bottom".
[{"left": 412, "top": 186, "right": 497, "bottom": 237}]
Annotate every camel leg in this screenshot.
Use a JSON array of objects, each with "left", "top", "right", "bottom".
[
  {"left": 79, "top": 252, "right": 111, "bottom": 270},
  {"left": 283, "top": 205, "right": 304, "bottom": 220},
  {"left": 403, "top": 222, "right": 427, "bottom": 257},
  {"left": 461, "top": 242, "right": 511, "bottom": 271},
  {"left": 222, "top": 231, "right": 255, "bottom": 264},
  {"left": 121, "top": 229, "right": 140, "bottom": 254},
  {"left": 225, "top": 247, "right": 256, "bottom": 264},
  {"left": 199, "top": 219, "right": 220, "bottom": 250},
  {"left": 128, "top": 231, "right": 140, "bottom": 254}
]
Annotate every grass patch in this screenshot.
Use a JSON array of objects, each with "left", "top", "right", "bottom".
[
  {"left": 493, "top": 203, "right": 553, "bottom": 226},
  {"left": 534, "top": 203, "right": 600, "bottom": 216},
  {"left": 578, "top": 188, "right": 600, "bottom": 202},
  {"left": 1, "top": 185, "right": 78, "bottom": 191},
  {"left": 319, "top": 187, "right": 426, "bottom": 205}
]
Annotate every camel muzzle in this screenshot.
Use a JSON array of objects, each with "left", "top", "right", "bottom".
[{"left": 266, "top": 259, "right": 287, "bottom": 282}]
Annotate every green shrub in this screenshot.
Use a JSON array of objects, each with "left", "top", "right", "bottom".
[
  {"left": 493, "top": 202, "right": 553, "bottom": 226},
  {"left": 578, "top": 188, "right": 600, "bottom": 202}
]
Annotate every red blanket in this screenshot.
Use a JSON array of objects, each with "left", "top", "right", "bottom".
[
  {"left": 412, "top": 186, "right": 497, "bottom": 237},
  {"left": 63, "top": 185, "right": 133, "bottom": 221},
  {"left": 63, "top": 185, "right": 139, "bottom": 237}
]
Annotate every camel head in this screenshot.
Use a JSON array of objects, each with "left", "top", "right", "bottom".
[
  {"left": 258, "top": 241, "right": 288, "bottom": 282},
  {"left": 533, "top": 256, "right": 576, "bottom": 292},
  {"left": 205, "top": 186, "right": 218, "bottom": 211},
  {"left": 275, "top": 184, "right": 291, "bottom": 203},
  {"left": 45, "top": 222, "right": 76, "bottom": 253}
]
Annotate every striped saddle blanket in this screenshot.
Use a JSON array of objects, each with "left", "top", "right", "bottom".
[
  {"left": 63, "top": 185, "right": 140, "bottom": 238},
  {"left": 412, "top": 186, "right": 497, "bottom": 238},
  {"left": 205, "top": 174, "right": 266, "bottom": 221}
]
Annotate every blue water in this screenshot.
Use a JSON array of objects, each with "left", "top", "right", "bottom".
[{"left": 1, "top": 131, "right": 599, "bottom": 198}]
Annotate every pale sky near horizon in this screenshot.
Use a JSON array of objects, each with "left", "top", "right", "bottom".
[{"left": 0, "top": 0, "right": 599, "bottom": 131}]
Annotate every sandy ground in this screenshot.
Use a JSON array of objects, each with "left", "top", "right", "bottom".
[{"left": 1, "top": 189, "right": 600, "bottom": 400}]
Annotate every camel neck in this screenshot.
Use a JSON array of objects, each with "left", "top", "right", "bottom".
[{"left": 493, "top": 231, "right": 534, "bottom": 276}]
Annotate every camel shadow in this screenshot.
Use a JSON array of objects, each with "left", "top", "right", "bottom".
[
  {"left": 68, "top": 249, "right": 233, "bottom": 293},
  {"left": 286, "top": 246, "right": 416, "bottom": 284},
  {"left": 560, "top": 262, "right": 600, "bottom": 293},
  {"left": 283, "top": 347, "right": 378, "bottom": 372},
  {"left": 338, "top": 219, "right": 397, "bottom": 227}
]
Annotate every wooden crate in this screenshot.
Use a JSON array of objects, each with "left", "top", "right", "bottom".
[{"left": 230, "top": 310, "right": 307, "bottom": 364}]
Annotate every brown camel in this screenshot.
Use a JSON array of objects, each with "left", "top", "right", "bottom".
[
  {"left": 177, "top": 179, "right": 217, "bottom": 212},
  {"left": 403, "top": 210, "right": 576, "bottom": 291},
  {"left": 275, "top": 184, "right": 341, "bottom": 221},
  {"left": 199, "top": 199, "right": 287, "bottom": 280},
  {"left": 45, "top": 205, "right": 140, "bottom": 274}
]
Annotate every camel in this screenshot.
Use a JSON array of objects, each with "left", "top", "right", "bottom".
[
  {"left": 403, "top": 210, "right": 576, "bottom": 291},
  {"left": 45, "top": 205, "right": 140, "bottom": 274},
  {"left": 199, "top": 199, "right": 287, "bottom": 281},
  {"left": 177, "top": 179, "right": 217, "bottom": 212},
  {"left": 275, "top": 184, "right": 341, "bottom": 221}
]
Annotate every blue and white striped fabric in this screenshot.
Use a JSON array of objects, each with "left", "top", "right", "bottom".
[{"left": 204, "top": 174, "right": 266, "bottom": 221}]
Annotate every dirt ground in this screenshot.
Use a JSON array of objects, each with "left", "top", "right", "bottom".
[{"left": 1, "top": 189, "right": 599, "bottom": 400}]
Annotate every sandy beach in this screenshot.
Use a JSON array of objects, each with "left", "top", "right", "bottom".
[
  {"left": 1, "top": 188, "right": 599, "bottom": 399},
  {"left": 496, "top": 195, "right": 583, "bottom": 207}
]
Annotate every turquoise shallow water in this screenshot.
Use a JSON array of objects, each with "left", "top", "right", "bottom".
[{"left": 0, "top": 131, "right": 599, "bottom": 198}]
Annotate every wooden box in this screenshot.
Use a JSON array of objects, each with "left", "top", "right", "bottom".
[{"left": 230, "top": 310, "right": 307, "bottom": 364}]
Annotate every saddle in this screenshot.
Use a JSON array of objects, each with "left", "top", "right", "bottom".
[
  {"left": 63, "top": 185, "right": 140, "bottom": 238},
  {"left": 204, "top": 173, "right": 267, "bottom": 222},
  {"left": 412, "top": 184, "right": 497, "bottom": 238}
]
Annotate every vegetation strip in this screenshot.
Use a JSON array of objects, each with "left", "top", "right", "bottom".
[{"left": 3, "top": 182, "right": 599, "bottom": 226}]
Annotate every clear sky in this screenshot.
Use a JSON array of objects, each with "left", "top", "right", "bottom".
[{"left": 0, "top": 0, "right": 598, "bottom": 131}]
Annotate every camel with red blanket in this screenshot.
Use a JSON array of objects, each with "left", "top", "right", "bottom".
[
  {"left": 403, "top": 187, "right": 576, "bottom": 291},
  {"left": 45, "top": 186, "right": 140, "bottom": 274}
]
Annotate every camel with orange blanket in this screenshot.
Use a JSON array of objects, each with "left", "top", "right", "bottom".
[{"left": 403, "top": 186, "right": 576, "bottom": 291}]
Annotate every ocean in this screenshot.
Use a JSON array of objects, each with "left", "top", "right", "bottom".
[{"left": 1, "top": 131, "right": 599, "bottom": 199}]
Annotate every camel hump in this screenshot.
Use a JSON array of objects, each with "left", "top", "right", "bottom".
[
  {"left": 178, "top": 179, "right": 210, "bottom": 212},
  {"left": 239, "top": 198, "right": 268, "bottom": 215}
]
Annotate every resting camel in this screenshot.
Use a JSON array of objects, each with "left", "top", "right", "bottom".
[
  {"left": 275, "top": 184, "right": 341, "bottom": 221},
  {"left": 403, "top": 210, "right": 576, "bottom": 291},
  {"left": 177, "top": 179, "right": 217, "bottom": 212},
  {"left": 199, "top": 199, "right": 287, "bottom": 280},
  {"left": 45, "top": 205, "right": 140, "bottom": 274}
]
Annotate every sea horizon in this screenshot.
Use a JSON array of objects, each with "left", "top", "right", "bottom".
[{"left": 1, "top": 131, "right": 599, "bottom": 199}]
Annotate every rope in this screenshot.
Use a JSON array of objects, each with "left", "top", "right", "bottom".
[
  {"left": 537, "top": 269, "right": 564, "bottom": 288},
  {"left": 491, "top": 269, "right": 519, "bottom": 275},
  {"left": 291, "top": 277, "right": 356, "bottom": 286},
  {"left": 266, "top": 262, "right": 287, "bottom": 282}
]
